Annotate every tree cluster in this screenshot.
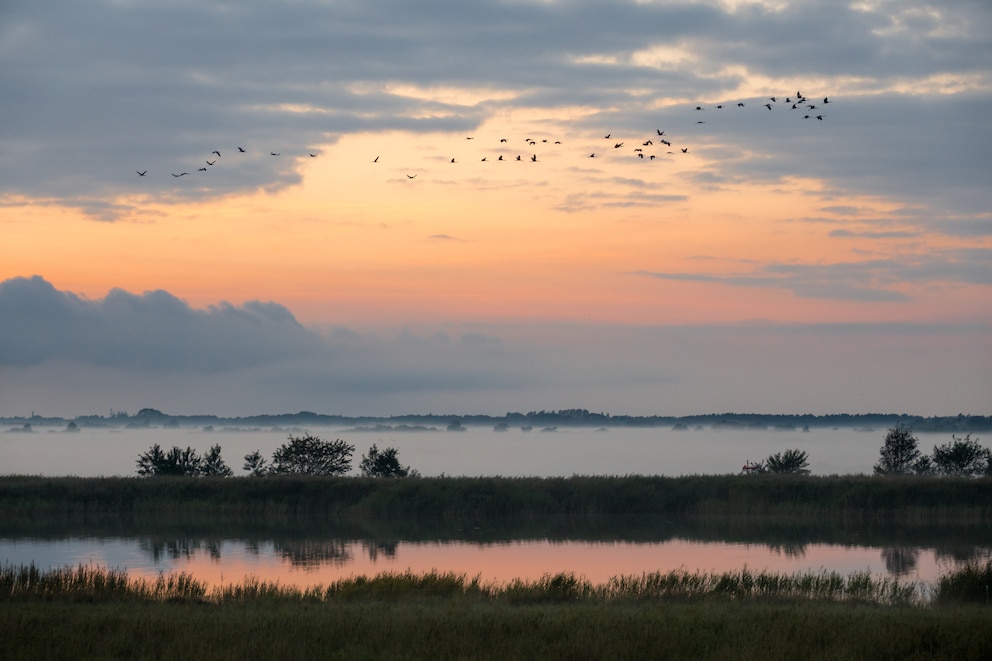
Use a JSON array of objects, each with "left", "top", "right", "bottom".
[
  {"left": 136, "top": 443, "right": 233, "bottom": 477},
  {"left": 135, "top": 434, "right": 416, "bottom": 478},
  {"left": 874, "top": 426, "right": 991, "bottom": 477}
]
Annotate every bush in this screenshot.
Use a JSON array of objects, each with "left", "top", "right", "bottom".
[
  {"left": 931, "top": 434, "right": 990, "bottom": 478},
  {"left": 359, "top": 444, "right": 416, "bottom": 478},
  {"left": 874, "top": 425, "right": 930, "bottom": 476},
  {"left": 764, "top": 449, "right": 810, "bottom": 475},
  {"left": 136, "top": 444, "right": 229, "bottom": 477},
  {"left": 268, "top": 434, "right": 354, "bottom": 475}
]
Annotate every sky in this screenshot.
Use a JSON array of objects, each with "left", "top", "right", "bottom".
[{"left": 1, "top": 0, "right": 990, "bottom": 418}]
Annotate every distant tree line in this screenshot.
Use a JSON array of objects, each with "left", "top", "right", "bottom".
[{"left": 136, "top": 434, "right": 417, "bottom": 478}]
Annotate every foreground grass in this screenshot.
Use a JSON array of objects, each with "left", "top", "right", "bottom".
[{"left": 2, "top": 564, "right": 991, "bottom": 660}]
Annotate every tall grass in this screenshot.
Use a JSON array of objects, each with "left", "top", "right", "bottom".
[
  {"left": 2, "top": 474, "right": 990, "bottom": 525},
  {"left": 0, "top": 563, "right": 931, "bottom": 606}
]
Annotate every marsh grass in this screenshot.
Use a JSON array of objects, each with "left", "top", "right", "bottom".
[
  {"left": 0, "top": 563, "right": 929, "bottom": 606},
  {"left": 2, "top": 474, "right": 989, "bottom": 525},
  {"left": 4, "top": 564, "right": 991, "bottom": 660},
  {"left": 934, "top": 559, "right": 992, "bottom": 605}
]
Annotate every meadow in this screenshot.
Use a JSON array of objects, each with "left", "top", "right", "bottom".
[{"left": 2, "top": 563, "right": 991, "bottom": 660}]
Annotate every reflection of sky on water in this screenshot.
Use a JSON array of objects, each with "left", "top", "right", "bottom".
[{"left": 3, "top": 537, "right": 989, "bottom": 589}]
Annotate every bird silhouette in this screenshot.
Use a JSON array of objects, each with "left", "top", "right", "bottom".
[
  {"left": 481, "top": 157, "right": 487, "bottom": 161},
  {"left": 212, "top": 151, "right": 221, "bottom": 157},
  {"left": 681, "top": 148, "right": 688, "bottom": 153},
  {"left": 406, "top": 174, "right": 417, "bottom": 178},
  {"left": 373, "top": 156, "right": 379, "bottom": 163},
  {"left": 530, "top": 154, "right": 537, "bottom": 162},
  {"left": 450, "top": 158, "right": 456, "bottom": 163},
  {"left": 657, "top": 130, "right": 665, "bottom": 136},
  {"left": 198, "top": 167, "right": 207, "bottom": 171},
  {"left": 823, "top": 97, "right": 830, "bottom": 104},
  {"left": 309, "top": 153, "right": 318, "bottom": 157},
  {"left": 171, "top": 172, "right": 188, "bottom": 177},
  {"left": 614, "top": 142, "right": 624, "bottom": 148},
  {"left": 498, "top": 155, "right": 504, "bottom": 161},
  {"left": 136, "top": 170, "right": 147, "bottom": 176},
  {"left": 604, "top": 134, "right": 611, "bottom": 139},
  {"left": 206, "top": 160, "right": 216, "bottom": 165},
  {"left": 515, "top": 155, "right": 521, "bottom": 161},
  {"left": 237, "top": 147, "right": 245, "bottom": 152},
  {"left": 270, "top": 152, "right": 280, "bottom": 156},
  {"left": 589, "top": 153, "right": 596, "bottom": 158},
  {"left": 764, "top": 104, "right": 772, "bottom": 110}
]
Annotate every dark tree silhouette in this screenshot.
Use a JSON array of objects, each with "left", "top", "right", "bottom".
[
  {"left": 931, "top": 434, "right": 989, "bottom": 477},
  {"left": 136, "top": 444, "right": 203, "bottom": 476},
  {"left": 764, "top": 448, "right": 810, "bottom": 474},
  {"left": 200, "top": 444, "right": 233, "bottom": 477},
  {"left": 874, "top": 425, "right": 930, "bottom": 475},
  {"left": 269, "top": 434, "right": 354, "bottom": 475},
  {"left": 360, "top": 444, "right": 415, "bottom": 478}
]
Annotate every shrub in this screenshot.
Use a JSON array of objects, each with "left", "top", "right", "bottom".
[
  {"left": 931, "top": 434, "right": 990, "bottom": 478},
  {"left": 874, "top": 425, "right": 930, "bottom": 475},
  {"left": 359, "top": 444, "right": 416, "bottom": 478},
  {"left": 764, "top": 449, "right": 810, "bottom": 475},
  {"left": 268, "top": 434, "right": 354, "bottom": 475}
]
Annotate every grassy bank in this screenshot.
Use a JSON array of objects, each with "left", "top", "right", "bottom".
[
  {"left": 2, "top": 474, "right": 991, "bottom": 525},
  {"left": 2, "top": 564, "right": 991, "bottom": 660}
]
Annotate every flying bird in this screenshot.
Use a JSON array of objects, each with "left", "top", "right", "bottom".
[
  {"left": 206, "top": 160, "right": 216, "bottom": 165},
  {"left": 657, "top": 130, "right": 665, "bottom": 136},
  {"left": 681, "top": 148, "right": 688, "bottom": 153},
  {"left": 764, "top": 104, "right": 772, "bottom": 110},
  {"left": 198, "top": 167, "right": 207, "bottom": 171},
  {"left": 737, "top": 103, "right": 745, "bottom": 107},
  {"left": 270, "top": 152, "right": 280, "bottom": 156},
  {"left": 171, "top": 172, "right": 188, "bottom": 177},
  {"left": 604, "top": 134, "right": 611, "bottom": 139},
  {"left": 373, "top": 156, "right": 379, "bottom": 162},
  {"left": 530, "top": 154, "right": 537, "bottom": 162},
  {"left": 212, "top": 151, "right": 221, "bottom": 157},
  {"left": 237, "top": 147, "right": 246, "bottom": 153},
  {"left": 823, "top": 97, "right": 830, "bottom": 104},
  {"left": 309, "top": 153, "right": 318, "bottom": 157},
  {"left": 406, "top": 174, "right": 417, "bottom": 179},
  {"left": 136, "top": 170, "right": 147, "bottom": 176},
  {"left": 614, "top": 142, "right": 624, "bottom": 148},
  {"left": 589, "top": 153, "right": 596, "bottom": 158}
]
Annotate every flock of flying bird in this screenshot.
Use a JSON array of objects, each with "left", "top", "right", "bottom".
[{"left": 135, "top": 92, "right": 830, "bottom": 181}]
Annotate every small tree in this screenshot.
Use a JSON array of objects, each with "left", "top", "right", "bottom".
[
  {"left": 931, "top": 434, "right": 989, "bottom": 478},
  {"left": 764, "top": 448, "right": 810, "bottom": 475},
  {"left": 360, "top": 444, "right": 415, "bottom": 478},
  {"left": 269, "top": 434, "right": 354, "bottom": 475},
  {"left": 874, "top": 425, "right": 929, "bottom": 476},
  {"left": 200, "top": 444, "right": 233, "bottom": 477},
  {"left": 136, "top": 443, "right": 202, "bottom": 476},
  {"left": 243, "top": 449, "right": 268, "bottom": 477}
]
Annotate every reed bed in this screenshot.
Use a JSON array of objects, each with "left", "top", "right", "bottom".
[
  {"left": 2, "top": 474, "right": 991, "bottom": 525},
  {"left": 5, "top": 564, "right": 991, "bottom": 660},
  {"left": 0, "top": 563, "right": 945, "bottom": 606}
]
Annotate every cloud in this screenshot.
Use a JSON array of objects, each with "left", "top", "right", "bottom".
[
  {"left": 0, "top": 276, "right": 323, "bottom": 370},
  {"left": 633, "top": 247, "right": 992, "bottom": 300},
  {"left": 1, "top": 277, "right": 989, "bottom": 417},
  {"left": 1, "top": 0, "right": 988, "bottom": 220}
]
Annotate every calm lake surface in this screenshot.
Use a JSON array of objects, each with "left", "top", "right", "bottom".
[
  {"left": 3, "top": 425, "right": 983, "bottom": 588},
  {"left": 0, "top": 424, "right": 958, "bottom": 477},
  {"left": 4, "top": 535, "right": 988, "bottom": 588}
]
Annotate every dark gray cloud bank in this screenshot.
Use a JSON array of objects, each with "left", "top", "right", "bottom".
[
  {"left": 1, "top": 0, "right": 989, "bottom": 222},
  {"left": 1, "top": 277, "right": 988, "bottom": 417}
]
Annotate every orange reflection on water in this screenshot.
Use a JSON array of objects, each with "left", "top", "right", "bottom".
[{"left": 113, "top": 539, "right": 960, "bottom": 590}]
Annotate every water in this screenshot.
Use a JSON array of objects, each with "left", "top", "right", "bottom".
[
  {"left": 3, "top": 535, "right": 986, "bottom": 588},
  {"left": 1, "top": 424, "right": 951, "bottom": 477}
]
